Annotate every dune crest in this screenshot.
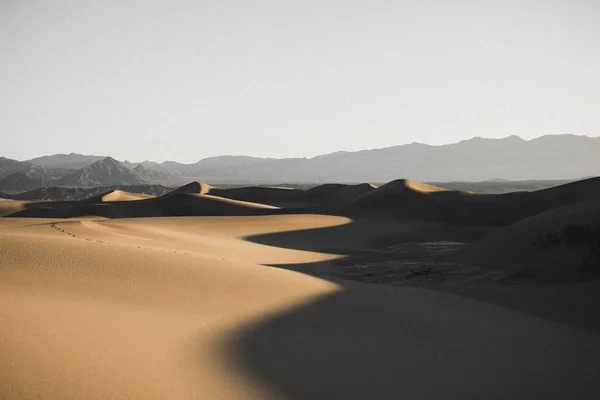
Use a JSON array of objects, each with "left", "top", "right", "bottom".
[
  {"left": 298, "top": 183, "right": 376, "bottom": 207},
  {"left": 86, "top": 189, "right": 155, "bottom": 202},
  {"left": 5, "top": 178, "right": 600, "bottom": 225},
  {"left": 379, "top": 179, "right": 448, "bottom": 193},
  {"left": 0, "top": 198, "right": 24, "bottom": 216},
  {"left": 164, "top": 181, "right": 212, "bottom": 196}
]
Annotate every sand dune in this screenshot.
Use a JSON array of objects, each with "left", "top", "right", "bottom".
[
  {"left": 0, "top": 198, "right": 24, "bottom": 216},
  {"left": 3, "top": 215, "right": 600, "bottom": 399},
  {"left": 0, "top": 215, "right": 343, "bottom": 399},
  {"left": 7, "top": 184, "right": 278, "bottom": 219},
  {"left": 209, "top": 183, "right": 375, "bottom": 208},
  {"left": 380, "top": 178, "right": 449, "bottom": 193},
  {"left": 340, "top": 177, "right": 600, "bottom": 225},
  {"left": 291, "top": 183, "right": 376, "bottom": 207},
  {"left": 210, "top": 186, "right": 303, "bottom": 206},
  {"left": 3, "top": 178, "right": 600, "bottom": 399},
  {"left": 163, "top": 181, "right": 213, "bottom": 196},
  {"left": 84, "top": 189, "right": 156, "bottom": 202},
  {"left": 458, "top": 200, "right": 600, "bottom": 282},
  {"left": 6, "top": 178, "right": 600, "bottom": 225}
]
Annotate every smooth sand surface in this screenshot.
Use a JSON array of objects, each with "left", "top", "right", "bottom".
[{"left": 2, "top": 215, "right": 600, "bottom": 399}]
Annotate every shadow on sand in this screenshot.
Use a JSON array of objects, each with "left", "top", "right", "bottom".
[
  {"left": 219, "top": 219, "right": 600, "bottom": 399},
  {"left": 7, "top": 189, "right": 600, "bottom": 397}
]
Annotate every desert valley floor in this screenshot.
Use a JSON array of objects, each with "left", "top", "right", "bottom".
[{"left": 2, "top": 179, "right": 600, "bottom": 399}]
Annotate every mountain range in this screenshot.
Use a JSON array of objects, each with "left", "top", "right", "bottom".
[
  {"left": 1, "top": 134, "right": 599, "bottom": 193},
  {"left": 53, "top": 157, "right": 170, "bottom": 187}
]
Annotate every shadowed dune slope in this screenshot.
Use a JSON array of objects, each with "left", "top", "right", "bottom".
[
  {"left": 210, "top": 183, "right": 375, "bottom": 208},
  {"left": 339, "top": 177, "right": 600, "bottom": 226},
  {"left": 289, "top": 183, "right": 376, "bottom": 207},
  {"left": 210, "top": 186, "right": 303, "bottom": 206},
  {"left": 457, "top": 201, "right": 600, "bottom": 282}
]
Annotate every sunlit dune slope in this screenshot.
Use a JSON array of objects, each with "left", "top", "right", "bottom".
[
  {"left": 162, "top": 181, "right": 213, "bottom": 196},
  {"left": 84, "top": 189, "right": 155, "bottom": 202},
  {"left": 0, "top": 215, "right": 345, "bottom": 399},
  {"left": 382, "top": 179, "right": 449, "bottom": 193},
  {"left": 0, "top": 198, "right": 24, "bottom": 216}
]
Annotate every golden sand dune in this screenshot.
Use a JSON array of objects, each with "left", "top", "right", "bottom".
[
  {"left": 0, "top": 215, "right": 343, "bottom": 399},
  {"left": 0, "top": 198, "right": 24, "bottom": 216},
  {"left": 4, "top": 179, "right": 600, "bottom": 398},
  {"left": 380, "top": 178, "right": 448, "bottom": 193},
  {"left": 2, "top": 215, "right": 600, "bottom": 399},
  {"left": 163, "top": 181, "right": 213, "bottom": 196},
  {"left": 85, "top": 189, "right": 155, "bottom": 202}
]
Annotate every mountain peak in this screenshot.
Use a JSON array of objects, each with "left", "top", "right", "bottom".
[
  {"left": 505, "top": 135, "right": 525, "bottom": 141},
  {"left": 56, "top": 157, "right": 144, "bottom": 187},
  {"left": 100, "top": 156, "right": 120, "bottom": 164}
]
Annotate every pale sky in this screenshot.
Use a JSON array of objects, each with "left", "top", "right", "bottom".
[{"left": 1, "top": 0, "right": 599, "bottom": 163}]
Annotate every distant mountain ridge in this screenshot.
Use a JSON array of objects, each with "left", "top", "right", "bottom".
[
  {"left": 0, "top": 171, "right": 43, "bottom": 192},
  {"left": 55, "top": 157, "right": 155, "bottom": 187},
  {"left": 0, "top": 157, "right": 39, "bottom": 179},
  {"left": 4, "top": 134, "right": 600, "bottom": 189},
  {"left": 26, "top": 153, "right": 106, "bottom": 170},
  {"left": 0, "top": 157, "right": 74, "bottom": 192},
  {"left": 0, "top": 156, "right": 173, "bottom": 192}
]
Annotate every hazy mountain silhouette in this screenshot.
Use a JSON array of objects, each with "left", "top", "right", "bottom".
[
  {"left": 132, "top": 164, "right": 171, "bottom": 184},
  {"left": 0, "top": 157, "right": 37, "bottom": 179},
  {"left": 174, "top": 134, "right": 600, "bottom": 182},
  {"left": 55, "top": 157, "right": 149, "bottom": 186},
  {"left": 0, "top": 171, "right": 43, "bottom": 192},
  {"left": 26, "top": 153, "right": 106, "bottom": 170},
  {"left": 0, "top": 157, "right": 74, "bottom": 191},
  {"left": 11, "top": 134, "right": 600, "bottom": 184}
]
